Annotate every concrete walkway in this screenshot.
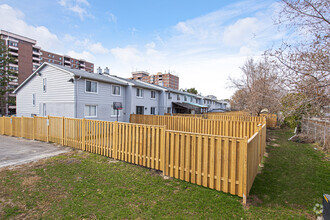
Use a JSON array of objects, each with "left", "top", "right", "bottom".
[{"left": 0, "top": 135, "right": 71, "bottom": 168}]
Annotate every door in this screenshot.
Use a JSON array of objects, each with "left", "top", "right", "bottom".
[{"left": 136, "top": 106, "right": 144, "bottom": 115}]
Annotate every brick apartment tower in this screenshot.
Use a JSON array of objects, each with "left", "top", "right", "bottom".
[
  {"left": 0, "top": 30, "right": 94, "bottom": 115},
  {"left": 131, "top": 71, "right": 179, "bottom": 90},
  {"left": 40, "top": 50, "right": 94, "bottom": 73}
]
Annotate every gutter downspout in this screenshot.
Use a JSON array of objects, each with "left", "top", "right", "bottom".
[{"left": 75, "top": 76, "right": 82, "bottom": 118}]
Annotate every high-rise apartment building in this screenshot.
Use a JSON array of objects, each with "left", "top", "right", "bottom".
[
  {"left": 131, "top": 71, "right": 179, "bottom": 90},
  {"left": 40, "top": 50, "right": 94, "bottom": 73},
  {"left": 0, "top": 30, "right": 94, "bottom": 115}
]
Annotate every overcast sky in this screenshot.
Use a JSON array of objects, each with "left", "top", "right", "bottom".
[{"left": 0, "top": 0, "right": 286, "bottom": 99}]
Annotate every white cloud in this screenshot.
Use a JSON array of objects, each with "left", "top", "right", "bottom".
[
  {"left": 67, "top": 50, "right": 94, "bottom": 61},
  {"left": 107, "top": 12, "right": 117, "bottom": 23},
  {"left": 74, "top": 38, "right": 109, "bottom": 54},
  {"left": 111, "top": 46, "right": 143, "bottom": 64},
  {"left": 58, "top": 0, "right": 92, "bottom": 20},
  {"left": 223, "top": 17, "right": 260, "bottom": 47},
  {"left": 0, "top": 4, "right": 61, "bottom": 51},
  {"left": 89, "top": 42, "right": 109, "bottom": 54}
]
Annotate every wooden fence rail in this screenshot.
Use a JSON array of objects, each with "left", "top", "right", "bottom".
[
  {"left": 130, "top": 114, "right": 264, "bottom": 138},
  {"left": 167, "top": 112, "right": 276, "bottom": 128},
  {"left": 0, "top": 116, "right": 266, "bottom": 204}
]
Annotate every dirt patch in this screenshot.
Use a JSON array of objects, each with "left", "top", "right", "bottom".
[
  {"left": 243, "top": 195, "right": 263, "bottom": 208},
  {"left": 271, "top": 143, "right": 280, "bottom": 147},
  {"left": 290, "top": 134, "right": 314, "bottom": 144},
  {"left": 108, "top": 158, "right": 119, "bottom": 164},
  {"left": 22, "top": 176, "right": 41, "bottom": 187}
]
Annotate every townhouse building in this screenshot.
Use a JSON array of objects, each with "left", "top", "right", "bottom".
[
  {"left": 0, "top": 30, "right": 94, "bottom": 115},
  {"left": 14, "top": 63, "right": 229, "bottom": 122}
]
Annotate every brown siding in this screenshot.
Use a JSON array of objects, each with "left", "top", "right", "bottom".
[{"left": 18, "top": 41, "right": 33, "bottom": 84}]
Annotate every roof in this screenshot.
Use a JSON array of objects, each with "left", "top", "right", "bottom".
[
  {"left": 173, "top": 102, "right": 208, "bottom": 111},
  {"left": 14, "top": 62, "right": 130, "bottom": 93}
]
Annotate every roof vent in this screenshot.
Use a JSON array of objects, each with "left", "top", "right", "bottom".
[
  {"left": 104, "top": 67, "right": 109, "bottom": 75},
  {"left": 97, "top": 67, "right": 102, "bottom": 75}
]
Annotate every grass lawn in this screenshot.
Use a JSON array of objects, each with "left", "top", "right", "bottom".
[{"left": 0, "top": 129, "right": 329, "bottom": 219}]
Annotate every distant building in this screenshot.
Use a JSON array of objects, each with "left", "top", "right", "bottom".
[
  {"left": 40, "top": 50, "right": 94, "bottom": 73},
  {"left": 0, "top": 30, "right": 94, "bottom": 115},
  {"left": 131, "top": 71, "right": 179, "bottom": 90},
  {"left": 14, "top": 63, "right": 228, "bottom": 121}
]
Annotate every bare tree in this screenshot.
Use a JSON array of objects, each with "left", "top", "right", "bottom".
[
  {"left": 230, "top": 57, "right": 284, "bottom": 115},
  {"left": 269, "top": 0, "right": 330, "bottom": 116}
]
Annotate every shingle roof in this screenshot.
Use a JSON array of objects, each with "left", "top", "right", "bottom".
[
  {"left": 50, "top": 64, "right": 130, "bottom": 86},
  {"left": 14, "top": 62, "right": 129, "bottom": 93}
]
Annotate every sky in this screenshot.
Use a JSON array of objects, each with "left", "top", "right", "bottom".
[{"left": 0, "top": 0, "right": 286, "bottom": 99}]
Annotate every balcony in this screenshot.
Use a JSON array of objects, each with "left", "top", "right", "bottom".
[
  {"left": 64, "top": 60, "right": 70, "bottom": 64},
  {"left": 9, "top": 50, "right": 18, "bottom": 57},
  {"left": 8, "top": 44, "right": 18, "bottom": 50},
  {"left": 32, "top": 50, "right": 40, "bottom": 56},
  {"left": 33, "top": 56, "right": 40, "bottom": 62}
]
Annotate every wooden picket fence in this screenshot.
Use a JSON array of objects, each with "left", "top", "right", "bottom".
[
  {"left": 166, "top": 112, "right": 276, "bottom": 128},
  {"left": 0, "top": 115, "right": 267, "bottom": 204},
  {"left": 130, "top": 114, "right": 263, "bottom": 138}
]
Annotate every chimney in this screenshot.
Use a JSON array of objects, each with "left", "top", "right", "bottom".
[
  {"left": 97, "top": 67, "right": 102, "bottom": 74},
  {"left": 104, "top": 67, "right": 109, "bottom": 75}
]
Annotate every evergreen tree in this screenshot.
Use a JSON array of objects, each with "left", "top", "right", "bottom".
[{"left": 0, "top": 40, "right": 18, "bottom": 115}]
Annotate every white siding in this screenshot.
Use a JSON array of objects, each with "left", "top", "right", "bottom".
[
  {"left": 16, "top": 65, "right": 75, "bottom": 117},
  {"left": 131, "top": 87, "right": 160, "bottom": 115},
  {"left": 76, "top": 79, "right": 126, "bottom": 121}
]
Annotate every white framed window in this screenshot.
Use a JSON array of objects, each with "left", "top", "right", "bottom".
[
  {"left": 177, "top": 94, "right": 180, "bottom": 100},
  {"left": 32, "top": 93, "right": 36, "bottom": 106},
  {"left": 84, "top": 105, "right": 97, "bottom": 117},
  {"left": 151, "top": 90, "right": 156, "bottom": 99},
  {"left": 43, "top": 103, "right": 46, "bottom": 116},
  {"left": 85, "top": 80, "right": 98, "bottom": 93},
  {"left": 168, "top": 93, "right": 172, "bottom": 99},
  {"left": 136, "top": 88, "right": 143, "bottom": 98},
  {"left": 167, "top": 107, "right": 171, "bottom": 113},
  {"left": 112, "top": 85, "right": 121, "bottom": 96},
  {"left": 43, "top": 78, "right": 47, "bottom": 93},
  {"left": 184, "top": 96, "right": 187, "bottom": 101},
  {"left": 150, "top": 107, "right": 156, "bottom": 115}
]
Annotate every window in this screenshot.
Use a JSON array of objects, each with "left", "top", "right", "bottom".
[
  {"left": 150, "top": 107, "right": 156, "bottom": 115},
  {"left": 85, "top": 105, "right": 97, "bottom": 117},
  {"left": 32, "top": 93, "right": 36, "bottom": 106},
  {"left": 168, "top": 93, "right": 172, "bottom": 99},
  {"left": 177, "top": 95, "right": 180, "bottom": 100},
  {"left": 59, "top": 62, "right": 62, "bottom": 65},
  {"left": 40, "top": 57, "right": 43, "bottom": 60},
  {"left": 136, "top": 88, "right": 143, "bottom": 97},
  {"left": 112, "top": 85, "right": 121, "bottom": 96},
  {"left": 43, "top": 78, "right": 47, "bottom": 92},
  {"left": 136, "top": 106, "right": 144, "bottom": 115},
  {"left": 59, "top": 57, "right": 62, "bottom": 60},
  {"left": 43, "top": 103, "right": 46, "bottom": 116},
  {"left": 184, "top": 96, "right": 187, "bottom": 101},
  {"left": 52, "top": 55, "right": 54, "bottom": 58},
  {"left": 85, "top": 80, "right": 97, "bottom": 93},
  {"left": 151, "top": 91, "right": 156, "bottom": 99},
  {"left": 167, "top": 107, "right": 171, "bottom": 113},
  {"left": 48, "top": 54, "right": 51, "bottom": 57},
  {"left": 190, "top": 97, "right": 193, "bottom": 102}
]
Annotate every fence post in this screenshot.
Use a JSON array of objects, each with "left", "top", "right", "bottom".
[
  {"left": 82, "top": 118, "right": 86, "bottom": 151},
  {"left": 46, "top": 115, "right": 50, "bottom": 142},
  {"left": 243, "top": 136, "right": 248, "bottom": 206},
  {"left": 2, "top": 116, "right": 5, "bottom": 135},
  {"left": 33, "top": 116, "right": 35, "bottom": 140},
  {"left": 160, "top": 126, "right": 166, "bottom": 172},
  {"left": 62, "top": 117, "right": 65, "bottom": 146},
  {"left": 21, "top": 116, "right": 24, "bottom": 138},
  {"left": 10, "top": 116, "right": 13, "bottom": 136}
]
